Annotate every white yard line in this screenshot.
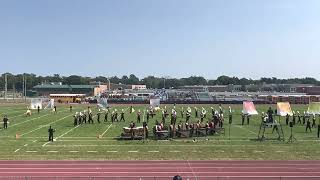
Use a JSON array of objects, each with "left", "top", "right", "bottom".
[
  {"left": 99, "top": 107, "right": 129, "bottom": 138},
  {"left": 21, "top": 113, "right": 73, "bottom": 137},
  {"left": 42, "top": 125, "right": 80, "bottom": 147},
  {"left": 215, "top": 150, "right": 225, "bottom": 153},
  {"left": 14, "top": 149, "right": 20, "bottom": 153},
  {"left": 169, "top": 151, "right": 181, "bottom": 153},
  {"left": 254, "top": 151, "right": 265, "bottom": 153},
  {"left": 11, "top": 114, "right": 51, "bottom": 127},
  {"left": 101, "top": 124, "right": 112, "bottom": 137}
]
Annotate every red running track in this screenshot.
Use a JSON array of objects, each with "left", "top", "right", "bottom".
[{"left": 0, "top": 160, "right": 319, "bottom": 180}]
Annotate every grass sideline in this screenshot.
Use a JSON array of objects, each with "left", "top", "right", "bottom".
[{"left": 0, "top": 103, "right": 319, "bottom": 160}]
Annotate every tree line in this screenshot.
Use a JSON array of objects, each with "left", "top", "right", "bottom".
[{"left": 0, "top": 73, "right": 319, "bottom": 91}]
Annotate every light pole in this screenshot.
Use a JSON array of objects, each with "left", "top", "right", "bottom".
[
  {"left": 162, "top": 76, "right": 170, "bottom": 89},
  {"left": 106, "top": 78, "right": 111, "bottom": 91},
  {"left": 4, "top": 73, "right": 7, "bottom": 100}
]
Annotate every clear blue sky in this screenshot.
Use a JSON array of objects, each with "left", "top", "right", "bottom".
[{"left": 1, "top": 0, "right": 320, "bottom": 79}]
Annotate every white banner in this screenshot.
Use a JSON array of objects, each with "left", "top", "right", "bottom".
[
  {"left": 30, "top": 99, "right": 42, "bottom": 110},
  {"left": 150, "top": 98, "right": 160, "bottom": 108}
]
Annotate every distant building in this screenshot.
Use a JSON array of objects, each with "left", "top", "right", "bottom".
[
  {"left": 257, "top": 94, "right": 320, "bottom": 104},
  {"left": 33, "top": 84, "right": 108, "bottom": 96},
  {"left": 49, "top": 94, "right": 86, "bottom": 103},
  {"left": 296, "top": 86, "right": 320, "bottom": 95},
  {"left": 179, "top": 85, "right": 237, "bottom": 92},
  {"left": 131, "top": 85, "right": 147, "bottom": 90}
]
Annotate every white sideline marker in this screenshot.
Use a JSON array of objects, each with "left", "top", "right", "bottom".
[
  {"left": 26, "top": 151, "right": 37, "bottom": 153},
  {"left": 14, "top": 149, "right": 20, "bottom": 153},
  {"left": 169, "top": 151, "right": 181, "bottom": 153},
  {"left": 215, "top": 150, "right": 225, "bottom": 153}
]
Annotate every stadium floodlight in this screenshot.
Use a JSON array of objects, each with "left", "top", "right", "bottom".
[
  {"left": 162, "top": 76, "right": 170, "bottom": 89},
  {"left": 106, "top": 77, "right": 111, "bottom": 91},
  {"left": 4, "top": 73, "right": 7, "bottom": 100}
]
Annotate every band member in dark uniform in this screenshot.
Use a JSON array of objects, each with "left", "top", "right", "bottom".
[
  {"left": 111, "top": 111, "right": 115, "bottom": 123},
  {"left": 120, "top": 109, "right": 125, "bottom": 122},
  {"left": 180, "top": 107, "right": 184, "bottom": 118},
  {"left": 186, "top": 111, "right": 191, "bottom": 123},
  {"left": 73, "top": 113, "right": 78, "bottom": 126},
  {"left": 97, "top": 112, "right": 101, "bottom": 124},
  {"left": 48, "top": 126, "right": 55, "bottom": 142},
  {"left": 228, "top": 106, "right": 232, "bottom": 124},
  {"left": 292, "top": 112, "right": 296, "bottom": 125},
  {"left": 78, "top": 112, "right": 83, "bottom": 125},
  {"left": 241, "top": 113, "right": 245, "bottom": 125},
  {"left": 114, "top": 110, "right": 118, "bottom": 122},
  {"left": 286, "top": 114, "right": 290, "bottom": 126},
  {"left": 83, "top": 112, "right": 87, "bottom": 124},
  {"left": 306, "top": 118, "right": 312, "bottom": 133},
  {"left": 88, "top": 113, "right": 94, "bottom": 124},
  {"left": 137, "top": 110, "right": 141, "bottom": 123},
  {"left": 143, "top": 122, "right": 148, "bottom": 138},
  {"left": 194, "top": 107, "right": 198, "bottom": 118},
  {"left": 146, "top": 111, "right": 150, "bottom": 123},
  {"left": 312, "top": 114, "right": 316, "bottom": 128},
  {"left": 267, "top": 107, "right": 274, "bottom": 123},
  {"left": 297, "top": 111, "right": 301, "bottom": 125},
  {"left": 162, "top": 112, "right": 166, "bottom": 124},
  {"left": 104, "top": 111, "right": 109, "bottom": 122},
  {"left": 37, "top": 106, "right": 40, "bottom": 114},
  {"left": 3, "top": 115, "right": 8, "bottom": 129},
  {"left": 318, "top": 123, "right": 320, "bottom": 138},
  {"left": 219, "top": 104, "right": 223, "bottom": 115}
]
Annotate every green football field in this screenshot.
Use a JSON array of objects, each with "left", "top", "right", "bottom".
[{"left": 0, "top": 103, "right": 320, "bottom": 160}]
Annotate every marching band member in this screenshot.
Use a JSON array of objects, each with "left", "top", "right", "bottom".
[{"left": 137, "top": 110, "right": 141, "bottom": 123}]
